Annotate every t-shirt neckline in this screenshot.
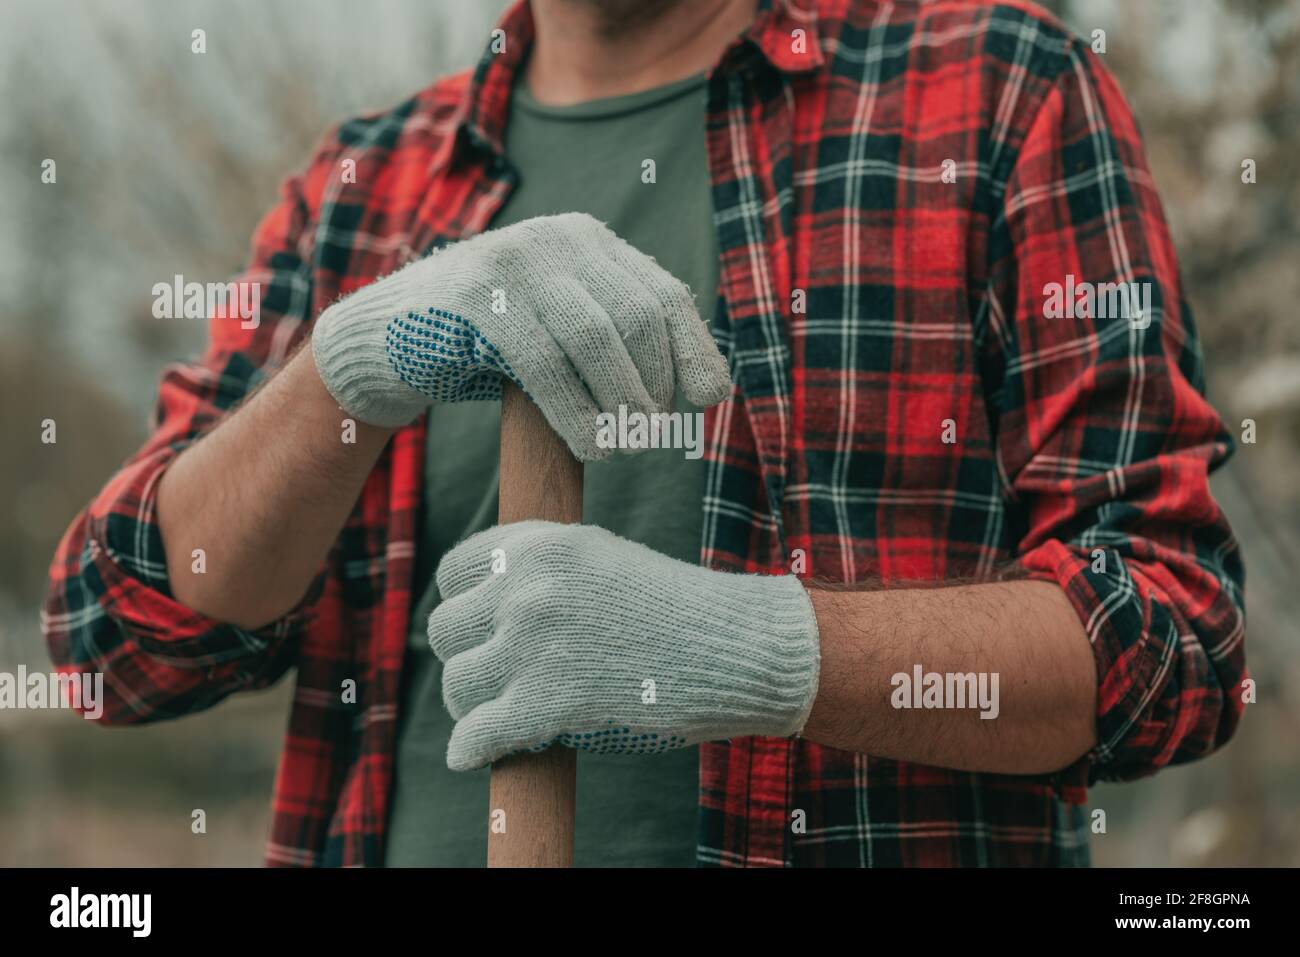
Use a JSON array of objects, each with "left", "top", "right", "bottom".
[{"left": 513, "top": 71, "right": 708, "bottom": 122}]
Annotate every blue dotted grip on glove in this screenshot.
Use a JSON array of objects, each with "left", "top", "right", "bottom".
[
  {"left": 385, "top": 307, "right": 524, "bottom": 402},
  {"left": 527, "top": 724, "right": 688, "bottom": 757}
]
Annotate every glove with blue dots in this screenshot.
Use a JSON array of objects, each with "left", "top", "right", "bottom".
[
  {"left": 427, "top": 521, "right": 821, "bottom": 771},
  {"left": 311, "top": 212, "right": 731, "bottom": 460}
]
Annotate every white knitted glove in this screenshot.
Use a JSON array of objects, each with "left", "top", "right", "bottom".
[
  {"left": 311, "top": 212, "right": 731, "bottom": 460},
  {"left": 427, "top": 521, "right": 821, "bottom": 771}
]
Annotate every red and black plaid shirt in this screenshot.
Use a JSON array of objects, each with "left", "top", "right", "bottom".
[{"left": 43, "top": 0, "right": 1246, "bottom": 866}]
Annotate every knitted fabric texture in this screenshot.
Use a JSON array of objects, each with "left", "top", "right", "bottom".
[
  {"left": 311, "top": 212, "right": 731, "bottom": 459},
  {"left": 428, "top": 521, "right": 821, "bottom": 771}
]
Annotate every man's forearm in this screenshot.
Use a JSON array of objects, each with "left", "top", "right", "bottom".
[
  {"left": 801, "top": 579, "right": 1097, "bottom": 775},
  {"left": 156, "top": 345, "right": 397, "bottom": 629}
]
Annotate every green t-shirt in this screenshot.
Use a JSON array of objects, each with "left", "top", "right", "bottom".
[{"left": 385, "top": 71, "right": 719, "bottom": 867}]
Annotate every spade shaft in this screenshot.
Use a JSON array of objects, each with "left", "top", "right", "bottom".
[{"left": 487, "top": 381, "right": 581, "bottom": 867}]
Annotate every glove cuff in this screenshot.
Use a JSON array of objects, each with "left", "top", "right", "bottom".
[
  {"left": 311, "top": 275, "right": 427, "bottom": 428},
  {"left": 684, "top": 570, "right": 822, "bottom": 742}
]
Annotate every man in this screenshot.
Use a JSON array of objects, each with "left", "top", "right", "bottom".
[{"left": 44, "top": 0, "right": 1246, "bottom": 867}]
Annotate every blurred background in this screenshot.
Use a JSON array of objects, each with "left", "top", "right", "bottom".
[{"left": 1, "top": 0, "right": 1296, "bottom": 866}]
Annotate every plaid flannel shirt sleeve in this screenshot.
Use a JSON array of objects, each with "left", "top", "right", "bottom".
[
  {"left": 41, "top": 140, "right": 338, "bottom": 724},
  {"left": 988, "top": 40, "right": 1248, "bottom": 786}
]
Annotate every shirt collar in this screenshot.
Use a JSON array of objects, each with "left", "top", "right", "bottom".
[
  {"left": 743, "top": 0, "right": 826, "bottom": 76},
  {"left": 456, "top": 0, "right": 825, "bottom": 161}
]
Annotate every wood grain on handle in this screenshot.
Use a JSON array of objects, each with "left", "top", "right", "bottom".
[{"left": 488, "top": 381, "right": 582, "bottom": 867}]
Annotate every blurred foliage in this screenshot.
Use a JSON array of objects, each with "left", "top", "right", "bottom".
[{"left": 0, "top": 0, "right": 1296, "bottom": 866}]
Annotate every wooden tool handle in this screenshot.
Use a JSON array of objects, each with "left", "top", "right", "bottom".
[{"left": 488, "top": 381, "right": 582, "bottom": 867}]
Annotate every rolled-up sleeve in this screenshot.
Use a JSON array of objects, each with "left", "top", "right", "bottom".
[
  {"left": 42, "top": 138, "right": 338, "bottom": 724},
  {"left": 987, "top": 40, "right": 1248, "bottom": 786}
]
